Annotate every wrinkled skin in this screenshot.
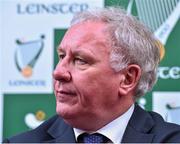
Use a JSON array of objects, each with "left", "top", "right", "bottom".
[{"left": 53, "top": 21, "right": 136, "bottom": 131}]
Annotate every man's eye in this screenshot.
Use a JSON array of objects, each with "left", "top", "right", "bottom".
[
  {"left": 59, "top": 54, "right": 65, "bottom": 60},
  {"left": 74, "top": 58, "right": 87, "bottom": 65}
]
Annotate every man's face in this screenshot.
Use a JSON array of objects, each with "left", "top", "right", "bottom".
[{"left": 53, "top": 21, "right": 122, "bottom": 130}]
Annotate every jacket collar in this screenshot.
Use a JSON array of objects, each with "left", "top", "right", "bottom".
[
  {"left": 45, "top": 116, "right": 76, "bottom": 143},
  {"left": 122, "top": 103, "right": 155, "bottom": 143},
  {"left": 44, "top": 103, "right": 155, "bottom": 143}
]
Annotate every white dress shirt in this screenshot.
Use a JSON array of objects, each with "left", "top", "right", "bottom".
[{"left": 74, "top": 104, "right": 134, "bottom": 143}]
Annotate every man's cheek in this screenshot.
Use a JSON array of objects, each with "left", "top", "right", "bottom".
[
  {"left": 54, "top": 81, "right": 58, "bottom": 89},
  {"left": 53, "top": 79, "right": 56, "bottom": 87}
]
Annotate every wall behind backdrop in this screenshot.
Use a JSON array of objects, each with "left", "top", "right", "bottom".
[{"left": 0, "top": 0, "right": 180, "bottom": 140}]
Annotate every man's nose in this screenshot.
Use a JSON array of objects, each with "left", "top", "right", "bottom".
[{"left": 53, "top": 61, "right": 72, "bottom": 82}]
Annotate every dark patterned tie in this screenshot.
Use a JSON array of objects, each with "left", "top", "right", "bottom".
[{"left": 77, "top": 133, "right": 111, "bottom": 143}]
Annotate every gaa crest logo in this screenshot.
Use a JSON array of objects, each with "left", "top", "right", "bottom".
[{"left": 15, "top": 35, "right": 45, "bottom": 77}]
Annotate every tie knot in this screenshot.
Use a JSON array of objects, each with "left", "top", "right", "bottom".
[{"left": 77, "top": 133, "right": 111, "bottom": 143}]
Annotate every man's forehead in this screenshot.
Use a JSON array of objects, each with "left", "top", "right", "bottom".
[
  {"left": 59, "top": 21, "right": 110, "bottom": 49},
  {"left": 70, "top": 20, "right": 108, "bottom": 31}
]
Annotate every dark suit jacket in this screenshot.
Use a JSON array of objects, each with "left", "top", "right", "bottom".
[{"left": 3, "top": 104, "right": 180, "bottom": 143}]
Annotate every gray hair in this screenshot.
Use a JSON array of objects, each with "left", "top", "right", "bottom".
[{"left": 70, "top": 7, "right": 160, "bottom": 99}]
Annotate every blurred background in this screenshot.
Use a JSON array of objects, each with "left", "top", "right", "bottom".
[{"left": 0, "top": 0, "right": 180, "bottom": 141}]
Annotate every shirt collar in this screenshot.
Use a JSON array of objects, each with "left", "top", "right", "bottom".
[{"left": 73, "top": 104, "right": 134, "bottom": 143}]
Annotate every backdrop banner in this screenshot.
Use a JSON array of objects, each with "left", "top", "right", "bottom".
[
  {"left": 0, "top": 0, "right": 104, "bottom": 138},
  {"left": 0, "top": 93, "right": 3, "bottom": 142},
  {"left": 134, "top": 0, "right": 180, "bottom": 125},
  {"left": 0, "top": 7, "right": 3, "bottom": 140},
  {"left": 1, "top": 0, "right": 180, "bottom": 140},
  {"left": 1, "top": 0, "right": 104, "bottom": 94}
]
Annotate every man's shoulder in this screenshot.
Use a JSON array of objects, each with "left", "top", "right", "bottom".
[
  {"left": 3, "top": 115, "right": 61, "bottom": 143},
  {"left": 124, "top": 104, "right": 180, "bottom": 142},
  {"left": 133, "top": 104, "right": 180, "bottom": 142},
  {"left": 148, "top": 110, "right": 180, "bottom": 138}
]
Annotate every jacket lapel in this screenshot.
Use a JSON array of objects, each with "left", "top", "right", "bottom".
[
  {"left": 45, "top": 116, "right": 76, "bottom": 143},
  {"left": 44, "top": 104, "right": 155, "bottom": 143},
  {"left": 122, "top": 104, "right": 155, "bottom": 143}
]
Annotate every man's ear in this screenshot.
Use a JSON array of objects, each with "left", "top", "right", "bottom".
[{"left": 118, "top": 64, "right": 141, "bottom": 96}]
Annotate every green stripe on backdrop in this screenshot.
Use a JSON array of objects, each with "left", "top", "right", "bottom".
[
  {"left": 3, "top": 94, "right": 55, "bottom": 138},
  {"left": 54, "top": 29, "right": 67, "bottom": 69}
]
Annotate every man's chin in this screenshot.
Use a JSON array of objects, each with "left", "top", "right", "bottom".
[{"left": 56, "top": 105, "right": 77, "bottom": 119}]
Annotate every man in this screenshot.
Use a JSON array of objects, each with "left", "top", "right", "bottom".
[{"left": 3, "top": 7, "right": 180, "bottom": 143}]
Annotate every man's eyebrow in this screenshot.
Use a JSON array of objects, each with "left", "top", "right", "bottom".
[
  {"left": 56, "top": 47, "right": 64, "bottom": 53},
  {"left": 73, "top": 49, "right": 95, "bottom": 56}
]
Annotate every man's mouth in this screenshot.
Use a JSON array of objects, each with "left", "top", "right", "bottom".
[
  {"left": 58, "top": 90, "right": 76, "bottom": 96},
  {"left": 56, "top": 90, "right": 77, "bottom": 102}
]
